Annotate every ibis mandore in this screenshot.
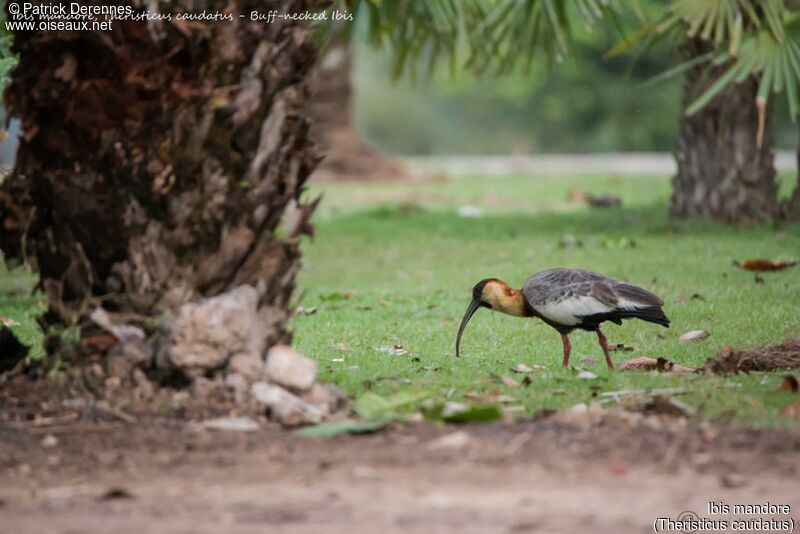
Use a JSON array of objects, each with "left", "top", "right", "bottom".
[{"left": 455, "top": 268, "right": 670, "bottom": 369}]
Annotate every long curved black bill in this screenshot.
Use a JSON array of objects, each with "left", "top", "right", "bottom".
[{"left": 455, "top": 298, "right": 481, "bottom": 358}]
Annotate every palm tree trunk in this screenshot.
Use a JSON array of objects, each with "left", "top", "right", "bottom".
[
  {"left": 671, "top": 45, "right": 778, "bottom": 225},
  {"left": 0, "top": 2, "right": 318, "bottom": 349}
]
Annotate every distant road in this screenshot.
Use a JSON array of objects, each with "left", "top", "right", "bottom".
[{"left": 408, "top": 151, "right": 797, "bottom": 176}]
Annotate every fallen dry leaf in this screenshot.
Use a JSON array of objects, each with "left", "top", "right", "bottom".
[
  {"left": 608, "top": 343, "right": 635, "bottom": 352},
  {"left": 80, "top": 333, "right": 117, "bottom": 353},
  {"left": 0, "top": 316, "right": 21, "bottom": 328},
  {"left": 567, "top": 189, "right": 586, "bottom": 204},
  {"left": 499, "top": 375, "right": 520, "bottom": 388},
  {"left": 465, "top": 392, "right": 515, "bottom": 404},
  {"left": 780, "top": 401, "right": 800, "bottom": 418},
  {"left": 579, "top": 358, "right": 599, "bottom": 366},
  {"left": 330, "top": 342, "right": 350, "bottom": 351},
  {"left": 617, "top": 357, "right": 696, "bottom": 373},
  {"left": 511, "top": 363, "right": 543, "bottom": 373},
  {"left": 576, "top": 370, "right": 598, "bottom": 380},
  {"left": 679, "top": 330, "right": 709, "bottom": 343},
  {"left": 296, "top": 306, "right": 317, "bottom": 316},
  {"left": 586, "top": 194, "right": 622, "bottom": 208},
  {"left": 617, "top": 357, "right": 658, "bottom": 371},
  {"left": 342, "top": 289, "right": 357, "bottom": 298},
  {"left": 734, "top": 259, "right": 797, "bottom": 272},
  {"left": 379, "top": 300, "right": 392, "bottom": 307},
  {"left": 778, "top": 375, "right": 799, "bottom": 393},
  {"left": 377, "top": 345, "right": 409, "bottom": 356}
]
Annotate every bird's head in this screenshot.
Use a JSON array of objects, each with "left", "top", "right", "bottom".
[{"left": 456, "top": 278, "right": 521, "bottom": 357}]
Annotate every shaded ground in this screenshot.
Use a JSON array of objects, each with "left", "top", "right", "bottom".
[{"left": 2, "top": 416, "right": 800, "bottom": 533}]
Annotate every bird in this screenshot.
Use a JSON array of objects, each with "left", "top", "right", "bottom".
[{"left": 455, "top": 268, "right": 670, "bottom": 369}]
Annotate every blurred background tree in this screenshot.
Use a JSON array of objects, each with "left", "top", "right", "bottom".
[{"left": 347, "top": 0, "right": 799, "bottom": 224}]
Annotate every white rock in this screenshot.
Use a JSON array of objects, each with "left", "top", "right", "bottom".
[
  {"left": 228, "top": 353, "right": 264, "bottom": 379},
  {"left": 195, "top": 416, "right": 260, "bottom": 432},
  {"left": 167, "top": 285, "right": 277, "bottom": 372},
  {"left": 300, "top": 382, "right": 347, "bottom": 417},
  {"left": 251, "top": 382, "right": 323, "bottom": 427},
  {"left": 264, "top": 345, "right": 317, "bottom": 392},
  {"left": 225, "top": 373, "right": 249, "bottom": 403}
]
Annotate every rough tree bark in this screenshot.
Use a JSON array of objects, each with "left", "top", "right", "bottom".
[
  {"left": 0, "top": 1, "right": 318, "bottom": 352},
  {"left": 306, "top": 27, "right": 410, "bottom": 181},
  {"left": 671, "top": 44, "right": 778, "bottom": 225}
]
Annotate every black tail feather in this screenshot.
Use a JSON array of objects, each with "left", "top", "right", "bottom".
[{"left": 579, "top": 306, "right": 670, "bottom": 329}]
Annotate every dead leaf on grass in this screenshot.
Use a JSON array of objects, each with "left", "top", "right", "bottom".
[
  {"left": 296, "top": 306, "right": 317, "bottom": 316},
  {"left": 567, "top": 189, "right": 586, "bottom": 204},
  {"left": 499, "top": 375, "right": 520, "bottom": 387},
  {"left": 511, "top": 363, "right": 544, "bottom": 373},
  {"left": 778, "top": 375, "right": 799, "bottom": 393},
  {"left": 780, "top": 402, "right": 800, "bottom": 418},
  {"left": 465, "top": 391, "right": 515, "bottom": 404},
  {"left": 676, "top": 293, "right": 705, "bottom": 303},
  {"left": 330, "top": 342, "right": 350, "bottom": 351},
  {"left": 586, "top": 194, "right": 622, "bottom": 208},
  {"left": 0, "top": 316, "right": 21, "bottom": 327},
  {"left": 608, "top": 343, "right": 635, "bottom": 352},
  {"left": 679, "top": 330, "right": 709, "bottom": 343},
  {"left": 579, "top": 358, "right": 599, "bottom": 366},
  {"left": 379, "top": 300, "right": 392, "bottom": 307},
  {"left": 377, "top": 345, "right": 410, "bottom": 356},
  {"left": 617, "top": 357, "right": 696, "bottom": 373},
  {"left": 576, "top": 370, "right": 599, "bottom": 380},
  {"left": 734, "top": 259, "right": 797, "bottom": 272}
]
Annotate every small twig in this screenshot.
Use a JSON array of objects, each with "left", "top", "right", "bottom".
[{"left": 94, "top": 401, "right": 137, "bottom": 424}]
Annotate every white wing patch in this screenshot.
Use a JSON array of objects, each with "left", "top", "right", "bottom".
[
  {"left": 617, "top": 297, "right": 648, "bottom": 311},
  {"left": 534, "top": 296, "right": 613, "bottom": 326}
]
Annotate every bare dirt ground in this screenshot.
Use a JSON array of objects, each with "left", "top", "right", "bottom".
[{"left": 2, "top": 414, "right": 800, "bottom": 534}]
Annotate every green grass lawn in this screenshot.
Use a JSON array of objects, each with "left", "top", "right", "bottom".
[
  {"left": 1, "top": 171, "right": 799, "bottom": 425},
  {"left": 294, "top": 171, "right": 800, "bottom": 426}
]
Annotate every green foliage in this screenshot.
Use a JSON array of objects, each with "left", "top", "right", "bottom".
[
  {"left": 354, "top": 40, "right": 686, "bottom": 154},
  {"left": 623, "top": 1, "right": 800, "bottom": 121}
]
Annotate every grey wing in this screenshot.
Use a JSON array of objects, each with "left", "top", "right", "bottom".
[
  {"left": 610, "top": 280, "right": 664, "bottom": 307},
  {"left": 523, "top": 268, "right": 613, "bottom": 306},
  {"left": 523, "top": 269, "right": 619, "bottom": 325}
]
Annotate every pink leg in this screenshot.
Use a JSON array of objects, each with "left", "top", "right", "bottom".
[
  {"left": 561, "top": 334, "right": 571, "bottom": 368},
  {"left": 597, "top": 329, "right": 614, "bottom": 370}
]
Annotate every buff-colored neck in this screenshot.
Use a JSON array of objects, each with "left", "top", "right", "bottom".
[{"left": 484, "top": 282, "right": 528, "bottom": 317}]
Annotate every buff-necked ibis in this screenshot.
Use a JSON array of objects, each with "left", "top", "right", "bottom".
[{"left": 455, "top": 268, "right": 670, "bottom": 369}]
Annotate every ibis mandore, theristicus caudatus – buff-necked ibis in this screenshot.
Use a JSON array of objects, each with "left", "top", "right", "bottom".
[{"left": 455, "top": 268, "right": 670, "bottom": 369}]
